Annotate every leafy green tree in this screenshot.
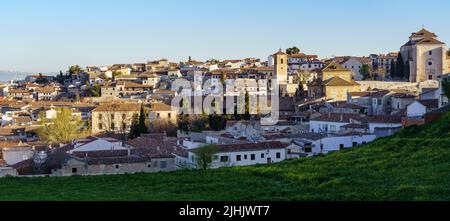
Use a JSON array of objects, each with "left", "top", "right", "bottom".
[
  {"left": 442, "top": 78, "right": 450, "bottom": 99},
  {"left": 37, "top": 108, "right": 88, "bottom": 145},
  {"left": 296, "top": 80, "right": 305, "bottom": 97},
  {"left": 85, "top": 82, "right": 101, "bottom": 97},
  {"left": 209, "top": 114, "right": 226, "bottom": 131},
  {"left": 112, "top": 71, "right": 122, "bottom": 80},
  {"left": 360, "top": 64, "right": 372, "bottom": 80},
  {"left": 286, "top": 47, "right": 300, "bottom": 55},
  {"left": 194, "top": 144, "right": 219, "bottom": 170},
  {"left": 221, "top": 73, "right": 227, "bottom": 84},
  {"left": 35, "top": 73, "right": 48, "bottom": 84},
  {"left": 178, "top": 115, "right": 191, "bottom": 133},
  {"left": 69, "top": 65, "right": 83, "bottom": 75}
]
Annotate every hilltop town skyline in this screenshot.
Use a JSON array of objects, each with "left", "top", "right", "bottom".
[{"left": 1, "top": 0, "right": 450, "bottom": 73}]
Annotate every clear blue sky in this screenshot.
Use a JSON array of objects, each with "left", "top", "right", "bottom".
[{"left": 1, "top": 0, "right": 449, "bottom": 73}]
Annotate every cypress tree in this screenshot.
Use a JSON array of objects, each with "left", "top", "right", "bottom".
[
  {"left": 404, "top": 61, "right": 410, "bottom": 81},
  {"left": 129, "top": 114, "right": 140, "bottom": 140},
  {"left": 138, "top": 104, "right": 148, "bottom": 135},
  {"left": 396, "top": 54, "right": 404, "bottom": 80}
]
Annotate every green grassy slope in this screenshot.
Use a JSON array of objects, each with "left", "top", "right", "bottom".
[{"left": 1, "top": 113, "right": 450, "bottom": 201}]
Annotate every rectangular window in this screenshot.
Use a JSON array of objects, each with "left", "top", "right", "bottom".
[
  {"left": 244, "top": 155, "right": 248, "bottom": 160},
  {"left": 429, "top": 51, "right": 432, "bottom": 55},
  {"left": 220, "top": 156, "right": 229, "bottom": 162},
  {"left": 72, "top": 168, "right": 78, "bottom": 174},
  {"left": 114, "top": 164, "right": 120, "bottom": 169},
  {"left": 261, "top": 153, "right": 265, "bottom": 159},
  {"left": 168, "top": 113, "right": 171, "bottom": 119},
  {"left": 99, "top": 123, "right": 103, "bottom": 130},
  {"left": 160, "top": 161, "right": 167, "bottom": 169},
  {"left": 111, "top": 123, "right": 115, "bottom": 130},
  {"left": 111, "top": 114, "right": 115, "bottom": 120},
  {"left": 276, "top": 152, "right": 281, "bottom": 159},
  {"left": 330, "top": 125, "right": 337, "bottom": 132},
  {"left": 251, "top": 154, "right": 255, "bottom": 160},
  {"left": 98, "top": 114, "right": 102, "bottom": 120},
  {"left": 236, "top": 155, "right": 241, "bottom": 161},
  {"left": 340, "top": 144, "right": 345, "bottom": 150}
]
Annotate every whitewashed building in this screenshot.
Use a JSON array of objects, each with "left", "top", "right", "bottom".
[
  {"left": 187, "top": 141, "right": 287, "bottom": 169},
  {"left": 293, "top": 132, "right": 377, "bottom": 156}
]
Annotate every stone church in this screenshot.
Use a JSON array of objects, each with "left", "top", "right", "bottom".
[{"left": 400, "top": 28, "right": 450, "bottom": 82}]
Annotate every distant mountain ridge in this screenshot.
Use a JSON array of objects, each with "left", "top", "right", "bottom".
[
  {"left": 0, "top": 71, "right": 33, "bottom": 82},
  {"left": 0, "top": 71, "right": 57, "bottom": 82}
]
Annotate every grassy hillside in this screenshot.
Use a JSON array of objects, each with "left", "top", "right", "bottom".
[{"left": 1, "top": 114, "right": 450, "bottom": 201}]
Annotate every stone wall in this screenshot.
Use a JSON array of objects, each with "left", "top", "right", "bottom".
[
  {"left": 0, "top": 167, "right": 18, "bottom": 177},
  {"left": 356, "top": 80, "right": 439, "bottom": 93}
]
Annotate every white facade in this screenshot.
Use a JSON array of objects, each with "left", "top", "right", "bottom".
[
  {"left": 188, "top": 148, "right": 286, "bottom": 169},
  {"left": 342, "top": 58, "right": 364, "bottom": 80},
  {"left": 70, "top": 138, "right": 127, "bottom": 154},
  {"left": 2, "top": 148, "right": 34, "bottom": 166},
  {"left": 315, "top": 134, "right": 376, "bottom": 154},
  {"left": 400, "top": 29, "right": 449, "bottom": 82},
  {"left": 309, "top": 120, "right": 351, "bottom": 134},
  {"left": 368, "top": 122, "right": 402, "bottom": 134},
  {"left": 407, "top": 101, "right": 427, "bottom": 118}
]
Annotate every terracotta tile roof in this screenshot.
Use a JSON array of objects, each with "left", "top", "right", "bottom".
[
  {"left": 196, "top": 141, "right": 288, "bottom": 153},
  {"left": 367, "top": 115, "right": 402, "bottom": 123},
  {"left": 348, "top": 91, "right": 371, "bottom": 97},
  {"left": 92, "top": 103, "right": 141, "bottom": 112},
  {"left": 84, "top": 155, "right": 150, "bottom": 165},
  {"left": 411, "top": 28, "right": 437, "bottom": 38},
  {"left": 8, "top": 89, "right": 31, "bottom": 94},
  {"left": 11, "top": 158, "right": 33, "bottom": 169},
  {"left": 153, "top": 89, "right": 176, "bottom": 96},
  {"left": 150, "top": 102, "right": 174, "bottom": 112},
  {"left": 0, "top": 127, "right": 26, "bottom": 136},
  {"left": 391, "top": 93, "right": 416, "bottom": 99},
  {"left": 124, "top": 82, "right": 153, "bottom": 88},
  {"left": 288, "top": 53, "right": 318, "bottom": 59},
  {"left": 126, "top": 134, "right": 180, "bottom": 157},
  {"left": 418, "top": 99, "right": 439, "bottom": 109},
  {"left": 273, "top": 49, "right": 287, "bottom": 56},
  {"left": 0, "top": 141, "right": 28, "bottom": 148},
  {"left": 311, "top": 113, "right": 366, "bottom": 123},
  {"left": 72, "top": 150, "right": 129, "bottom": 158},
  {"left": 323, "top": 77, "right": 360, "bottom": 86},
  {"left": 328, "top": 102, "right": 366, "bottom": 109},
  {"left": 321, "top": 61, "right": 350, "bottom": 72},
  {"left": 13, "top": 116, "right": 32, "bottom": 124},
  {"left": 416, "top": 37, "right": 445, "bottom": 45},
  {"left": 35, "top": 87, "right": 56, "bottom": 93},
  {"left": 342, "top": 123, "right": 369, "bottom": 129}
]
